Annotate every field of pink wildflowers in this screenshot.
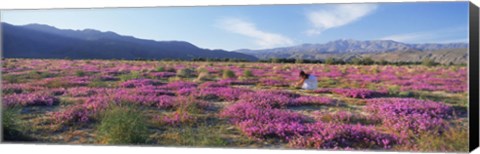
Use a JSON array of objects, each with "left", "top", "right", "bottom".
[{"left": 1, "top": 59, "right": 468, "bottom": 152}]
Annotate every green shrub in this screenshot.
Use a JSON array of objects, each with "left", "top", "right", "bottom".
[
  {"left": 399, "top": 91, "right": 414, "bottom": 97},
  {"left": 176, "top": 68, "right": 196, "bottom": 78},
  {"left": 351, "top": 58, "right": 362, "bottom": 65},
  {"left": 3, "top": 86, "right": 23, "bottom": 94},
  {"left": 3, "top": 107, "right": 19, "bottom": 135},
  {"left": 415, "top": 125, "right": 468, "bottom": 152},
  {"left": 2, "top": 107, "right": 30, "bottom": 141},
  {"left": 243, "top": 70, "right": 253, "bottom": 78},
  {"left": 222, "top": 69, "right": 236, "bottom": 79},
  {"left": 2, "top": 75, "right": 20, "bottom": 83},
  {"left": 97, "top": 105, "right": 149, "bottom": 144},
  {"left": 317, "top": 78, "right": 337, "bottom": 88},
  {"left": 377, "top": 59, "right": 388, "bottom": 65},
  {"left": 155, "top": 66, "right": 165, "bottom": 72},
  {"left": 44, "top": 78, "right": 72, "bottom": 88},
  {"left": 88, "top": 80, "right": 111, "bottom": 88},
  {"left": 387, "top": 85, "right": 401, "bottom": 95},
  {"left": 3, "top": 71, "right": 55, "bottom": 83},
  {"left": 270, "top": 58, "right": 280, "bottom": 63},
  {"left": 176, "top": 97, "right": 204, "bottom": 114},
  {"left": 348, "top": 57, "right": 375, "bottom": 65},
  {"left": 325, "top": 57, "right": 335, "bottom": 65},
  {"left": 75, "top": 70, "right": 86, "bottom": 77},
  {"left": 118, "top": 71, "right": 141, "bottom": 81},
  {"left": 27, "top": 70, "right": 55, "bottom": 79},
  {"left": 295, "top": 58, "right": 304, "bottom": 64},
  {"left": 422, "top": 58, "right": 438, "bottom": 67},
  {"left": 361, "top": 57, "right": 375, "bottom": 65},
  {"left": 366, "top": 84, "right": 379, "bottom": 90}
]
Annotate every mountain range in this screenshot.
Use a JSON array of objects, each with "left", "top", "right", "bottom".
[
  {"left": 1, "top": 23, "right": 258, "bottom": 61},
  {"left": 236, "top": 39, "right": 468, "bottom": 64},
  {"left": 1, "top": 23, "right": 469, "bottom": 64}
]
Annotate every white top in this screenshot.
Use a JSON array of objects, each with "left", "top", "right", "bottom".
[{"left": 302, "top": 75, "right": 318, "bottom": 90}]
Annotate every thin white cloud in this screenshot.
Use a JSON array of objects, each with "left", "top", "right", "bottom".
[
  {"left": 380, "top": 26, "right": 468, "bottom": 43},
  {"left": 306, "top": 4, "right": 378, "bottom": 35},
  {"left": 217, "top": 18, "right": 294, "bottom": 49}
]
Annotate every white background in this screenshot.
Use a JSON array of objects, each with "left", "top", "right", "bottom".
[{"left": 0, "top": 0, "right": 478, "bottom": 154}]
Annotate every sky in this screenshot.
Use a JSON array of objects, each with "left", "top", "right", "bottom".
[{"left": 0, "top": 2, "right": 469, "bottom": 51}]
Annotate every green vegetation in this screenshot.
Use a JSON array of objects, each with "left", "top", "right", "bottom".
[
  {"left": 422, "top": 58, "right": 439, "bottom": 66},
  {"left": 191, "top": 58, "right": 249, "bottom": 62},
  {"left": 118, "top": 71, "right": 141, "bottom": 81},
  {"left": 415, "top": 125, "right": 468, "bottom": 152},
  {"left": 27, "top": 70, "right": 56, "bottom": 79},
  {"left": 44, "top": 78, "right": 73, "bottom": 88},
  {"left": 176, "top": 68, "right": 196, "bottom": 78},
  {"left": 2, "top": 107, "right": 31, "bottom": 141},
  {"left": 2, "top": 71, "right": 55, "bottom": 83},
  {"left": 97, "top": 105, "right": 149, "bottom": 144},
  {"left": 88, "top": 80, "right": 113, "bottom": 88},
  {"left": 317, "top": 78, "right": 338, "bottom": 88},
  {"left": 270, "top": 58, "right": 280, "bottom": 63},
  {"left": 176, "top": 97, "right": 205, "bottom": 115},
  {"left": 295, "top": 58, "right": 304, "bottom": 64},
  {"left": 2, "top": 75, "right": 21, "bottom": 83},
  {"left": 154, "top": 117, "right": 254, "bottom": 147},
  {"left": 155, "top": 66, "right": 165, "bottom": 72},
  {"left": 325, "top": 57, "right": 335, "bottom": 65},
  {"left": 159, "top": 123, "right": 228, "bottom": 146},
  {"left": 222, "top": 69, "right": 236, "bottom": 79},
  {"left": 351, "top": 57, "right": 374, "bottom": 65},
  {"left": 243, "top": 69, "right": 254, "bottom": 78},
  {"left": 398, "top": 91, "right": 415, "bottom": 97},
  {"left": 387, "top": 85, "right": 401, "bottom": 96},
  {"left": 256, "top": 57, "right": 462, "bottom": 66},
  {"left": 75, "top": 70, "right": 86, "bottom": 77}
]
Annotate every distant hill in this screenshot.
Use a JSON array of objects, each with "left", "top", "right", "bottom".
[
  {"left": 1, "top": 23, "right": 258, "bottom": 61},
  {"left": 365, "top": 49, "right": 468, "bottom": 64},
  {"left": 236, "top": 39, "right": 468, "bottom": 64}
]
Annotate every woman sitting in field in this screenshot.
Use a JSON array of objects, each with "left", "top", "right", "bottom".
[{"left": 296, "top": 71, "right": 318, "bottom": 90}]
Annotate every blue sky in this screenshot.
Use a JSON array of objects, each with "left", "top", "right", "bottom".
[{"left": 1, "top": 2, "right": 469, "bottom": 50}]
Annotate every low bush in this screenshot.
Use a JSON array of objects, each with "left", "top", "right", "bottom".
[
  {"left": 97, "top": 105, "right": 149, "bottom": 144},
  {"left": 75, "top": 70, "right": 86, "bottom": 77},
  {"left": 176, "top": 68, "right": 196, "bottom": 78},
  {"left": 2, "top": 107, "right": 30, "bottom": 141},
  {"left": 118, "top": 71, "right": 142, "bottom": 81},
  {"left": 414, "top": 125, "right": 468, "bottom": 152},
  {"left": 243, "top": 70, "right": 254, "bottom": 78},
  {"left": 222, "top": 69, "right": 236, "bottom": 79},
  {"left": 155, "top": 66, "right": 165, "bottom": 72}
]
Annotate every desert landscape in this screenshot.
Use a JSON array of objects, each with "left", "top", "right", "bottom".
[{"left": 2, "top": 58, "right": 468, "bottom": 152}]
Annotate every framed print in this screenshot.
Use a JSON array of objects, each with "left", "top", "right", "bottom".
[{"left": 1, "top": 1, "right": 479, "bottom": 153}]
